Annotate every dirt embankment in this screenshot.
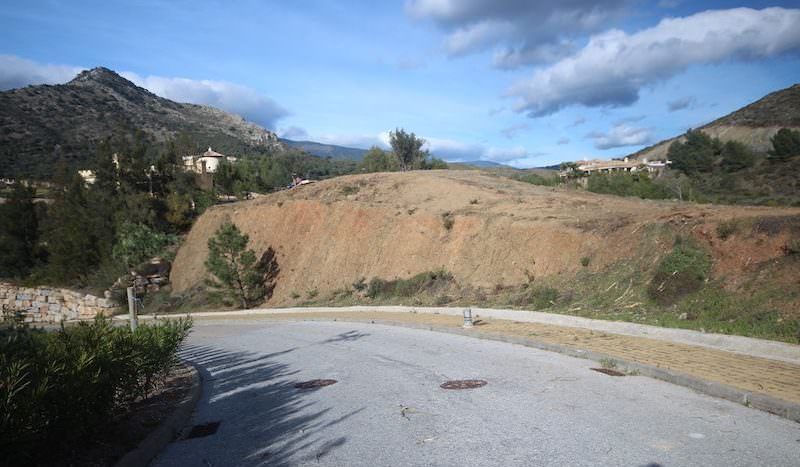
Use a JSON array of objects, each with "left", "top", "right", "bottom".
[{"left": 170, "top": 170, "right": 800, "bottom": 306}]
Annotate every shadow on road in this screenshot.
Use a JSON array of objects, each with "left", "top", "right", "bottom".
[{"left": 177, "top": 342, "right": 362, "bottom": 466}]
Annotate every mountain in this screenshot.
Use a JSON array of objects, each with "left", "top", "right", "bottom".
[
  {"left": 0, "top": 67, "right": 284, "bottom": 179},
  {"left": 632, "top": 84, "right": 800, "bottom": 161},
  {"left": 280, "top": 139, "right": 368, "bottom": 161}
]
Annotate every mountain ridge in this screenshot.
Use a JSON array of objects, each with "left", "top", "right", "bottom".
[{"left": 0, "top": 67, "right": 284, "bottom": 178}]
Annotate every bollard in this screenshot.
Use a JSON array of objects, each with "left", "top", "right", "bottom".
[
  {"left": 126, "top": 287, "right": 138, "bottom": 332},
  {"left": 463, "top": 307, "right": 473, "bottom": 328}
]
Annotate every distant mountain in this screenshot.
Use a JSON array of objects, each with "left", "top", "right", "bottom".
[
  {"left": 280, "top": 139, "right": 368, "bottom": 161},
  {"left": 450, "top": 160, "right": 514, "bottom": 169},
  {"left": 631, "top": 83, "right": 800, "bottom": 161},
  {"left": 0, "top": 67, "right": 285, "bottom": 179}
]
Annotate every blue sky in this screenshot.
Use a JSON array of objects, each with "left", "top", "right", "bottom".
[{"left": 1, "top": 1, "right": 799, "bottom": 167}]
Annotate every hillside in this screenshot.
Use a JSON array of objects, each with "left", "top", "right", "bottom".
[
  {"left": 170, "top": 170, "right": 800, "bottom": 340},
  {"left": 632, "top": 84, "right": 800, "bottom": 161},
  {"left": 0, "top": 67, "right": 284, "bottom": 179},
  {"left": 280, "top": 139, "right": 368, "bottom": 161}
]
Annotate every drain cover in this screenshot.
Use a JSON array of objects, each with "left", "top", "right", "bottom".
[
  {"left": 440, "top": 379, "right": 487, "bottom": 390},
  {"left": 185, "top": 421, "right": 221, "bottom": 439},
  {"left": 591, "top": 368, "right": 625, "bottom": 377},
  {"left": 294, "top": 379, "right": 338, "bottom": 389}
]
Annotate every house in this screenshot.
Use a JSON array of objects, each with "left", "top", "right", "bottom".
[
  {"left": 182, "top": 147, "right": 238, "bottom": 174},
  {"left": 561, "top": 157, "right": 671, "bottom": 177}
]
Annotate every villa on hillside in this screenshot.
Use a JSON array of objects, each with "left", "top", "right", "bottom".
[
  {"left": 560, "top": 157, "right": 671, "bottom": 177},
  {"left": 182, "top": 147, "right": 238, "bottom": 174}
]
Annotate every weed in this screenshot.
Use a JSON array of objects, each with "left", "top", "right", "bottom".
[
  {"left": 366, "top": 269, "right": 454, "bottom": 299},
  {"left": 442, "top": 212, "right": 454, "bottom": 231},
  {"left": 647, "top": 237, "right": 711, "bottom": 305},
  {"left": 469, "top": 198, "right": 479, "bottom": 205},
  {"left": 716, "top": 220, "right": 739, "bottom": 240},
  {"left": 340, "top": 185, "right": 360, "bottom": 196},
  {"left": 599, "top": 358, "right": 618, "bottom": 369},
  {"left": 307, "top": 289, "right": 318, "bottom": 299},
  {"left": 352, "top": 277, "right": 367, "bottom": 291},
  {"left": 783, "top": 238, "right": 800, "bottom": 256},
  {"left": 290, "top": 291, "right": 300, "bottom": 299},
  {"left": 580, "top": 256, "right": 591, "bottom": 267}
]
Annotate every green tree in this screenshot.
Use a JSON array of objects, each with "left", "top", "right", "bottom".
[
  {"left": 768, "top": 128, "right": 800, "bottom": 162},
  {"left": 205, "top": 222, "right": 277, "bottom": 308},
  {"left": 389, "top": 128, "right": 429, "bottom": 171},
  {"left": 360, "top": 146, "right": 399, "bottom": 173},
  {"left": 719, "top": 140, "right": 755, "bottom": 172},
  {"left": 668, "top": 130, "right": 718, "bottom": 174},
  {"left": 0, "top": 184, "right": 41, "bottom": 278},
  {"left": 112, "top": 222, "right": 175, "bottom": 268}
]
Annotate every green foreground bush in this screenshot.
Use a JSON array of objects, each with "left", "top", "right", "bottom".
[
  {"left": 648, "top": 238, "right": 711, "bottom": 305},
  {"left": 0, "top": 316, "right": 192, "bottom": 465}
]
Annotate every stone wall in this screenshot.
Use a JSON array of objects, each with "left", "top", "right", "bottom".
[{"left": 0, "top": 283, "right": 120, "bottom": 323}]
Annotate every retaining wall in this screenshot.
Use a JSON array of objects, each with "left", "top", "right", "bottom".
[{"left": 0, "top": 282, "right": 120, "bottom": 323}]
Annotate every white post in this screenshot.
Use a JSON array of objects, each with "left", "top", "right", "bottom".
[
  {"left": 463, "top": 307, "right": 473, "bottom": 328},
  {"left": 126, "top": 286, "right": 138, "bottom": 332}
]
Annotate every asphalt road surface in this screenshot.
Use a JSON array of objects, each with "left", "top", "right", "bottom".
[{"left": 153, "top": 320, "right": 800, "bottom": 467}]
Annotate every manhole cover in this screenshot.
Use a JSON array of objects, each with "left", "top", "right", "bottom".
[
  {"left": 591, "top": 368, "right": 625, "bottom": 377},
  {"left": 440, "top": 379, "right": 487, "bottom": 390},
  {"left": 185, "top": 421, "right": 221, "bottom": 439},
  {"left": 294, "top": 379, "right": 338, "bottom": 389}
]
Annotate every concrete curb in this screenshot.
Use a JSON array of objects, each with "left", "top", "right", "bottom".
[
  {"left": 277, "top": 316, "right": 800, "bottom": 424},
  {"left": 114, "top": 362, "right": 203, "bottom": 467},
  {"left": 111, "top": 305, "right": 800, "bottom": 365}
]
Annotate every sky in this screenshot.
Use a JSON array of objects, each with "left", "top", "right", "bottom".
[{"left": 1, "top": 1, "right": 799, "bottom": 167}]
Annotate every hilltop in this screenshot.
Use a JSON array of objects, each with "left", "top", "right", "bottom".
[
  {"left": 170, "top": 170, "right": 800, "bottom": 340},
  {"left": 632, "top": 84, "right": 800, "bottom": 161},
  {"left": 0, "top": 67, "right": 284, "bottom": 179}
]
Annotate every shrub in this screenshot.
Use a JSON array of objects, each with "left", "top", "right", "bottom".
[
  {"left": 513, "top": 285, "right": 559, "bottom": 309},
  {"left": 580, "top": 256, "right": 591, "bottom": 267},
  {"left": 112, "top": 221, "right": 177, "bottom": 268},
  {"left": 648, "top": 238, "right": 711, "bottom": 305},
  {"left": 587, "top": 173, "right": 671, "bottom": 199},
  {"left": 0, "top": 316, "right": 191, "bottom": 465},
  {"left": 442, "top": 212, "right": 454, "bottom": 231},
  {"left": 716, "top": 220, "right": 739, "bottom": 240},
  {"left": 366, "top": 269, "right": 454, "bottom": 299}
]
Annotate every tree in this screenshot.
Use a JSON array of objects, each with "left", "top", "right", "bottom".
[
  {"left": 0, "top": 183, "right": 41, "bottom": 278},
  {"left": 389, "top": 128, "right": 429, "bottom": 171},
  {"left": 668, "top": 130, "right": 717, "bottom": 174},
  {"left": 719, "top": 141, "right": 755, "bottom": 172},
  {"left": 360, "top": 146, "right": 399, "bottom": 173},
  {"left": 205, "top": 222, "right": 278, "bottom": 308},
  {"left": 112, "top": 222, "right": 175, "bottom": 268},
  {"left": 768, "top": 128, "right": 800, "bottom": 162}
]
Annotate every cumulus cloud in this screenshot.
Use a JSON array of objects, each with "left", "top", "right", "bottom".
[
  {"left": 508, "top": 7, "right": 800, "bottom": 117},
  {"left": 120, "top": 72, "right": 288, "bottom": 129},
  {"left": 0, "top": 55, "right": 84, "bottom": 90},
  {"left": 667, "top": 96, "right": 698, "bottom": 112},
  {"left": 587, "top": 124, "right": 653, "bottom": 150},
  {"left": 406, "top": 0, "right": 629, "bottom": 67}
]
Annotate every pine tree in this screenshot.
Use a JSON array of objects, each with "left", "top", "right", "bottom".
[{"left": 205, "top": 222, "right": 277, "bottom": 308}]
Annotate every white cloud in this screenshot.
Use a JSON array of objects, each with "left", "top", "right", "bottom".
[
  {"left": 587, "top": 124, "right": 653, "bottom": 150},
  {"left": 500, "top": 123, "right": 529, "bottom": 139},
  {"left": 0, "top": 55, "right": 84, "bottom": 90},
  {"left": 509, "top": 7, "right": 800, "bottom": 117},
  {"left": 406, "top": 0, "right": 629, "bottom": 67},
  {"left": 120, "top": 72, "right": 288, "bottom": 129}
]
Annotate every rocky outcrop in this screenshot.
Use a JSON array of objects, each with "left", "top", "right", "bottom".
[{"left": 0, "top": 283, "right": 120, "bottom": 323}]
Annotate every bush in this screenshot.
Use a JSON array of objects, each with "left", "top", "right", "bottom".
[
  {"left": 112, "top": 221, "right": 177, "bottom": 268},
  {"left": 587, "top": 173, "right": 671, "bottom": 199},
  {"left": 366, "top": 269, "right": 454, "bottom": 299},
  {"left": 0, "top": 316, "right": 192, "bottom": 465},
  {"left": 512, "top": 285, "right": 560, "bottom": 309},
  {"left": 648, "top": 238, "right": 711, "bottom": 305}
]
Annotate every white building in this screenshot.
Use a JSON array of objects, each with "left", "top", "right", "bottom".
[{"left": 182, "top": 147, "right": 238, "bottom": 174}]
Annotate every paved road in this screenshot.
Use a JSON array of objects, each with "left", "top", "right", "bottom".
[{"left": 153, "top": 320, "right": 800, "bottom": 467}]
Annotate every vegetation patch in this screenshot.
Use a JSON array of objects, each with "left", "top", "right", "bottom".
[
  {"left": 0, "top": 316, "right": 192, "bottom": 466},
  {"left": 366, "top": 269, "right": 454, "bottom": 300},
  {"left": 648, "top": 238, "right": 711, "bottom": 305}
]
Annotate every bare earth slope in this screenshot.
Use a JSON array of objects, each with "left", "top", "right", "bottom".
[{"left": 171, "top": 170, "right": 800, "bottom": 307}]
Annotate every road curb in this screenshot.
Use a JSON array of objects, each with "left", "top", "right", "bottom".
[
  {"left": 114, "top": 361, "right": 203, "bottom": 467},
  {"left": 287, "top": 316, "right": 800, "bottom": 424}
]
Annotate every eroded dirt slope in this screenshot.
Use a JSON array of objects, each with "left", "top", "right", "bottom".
[{"left": 171, "top": 170, "right": 799, "bottom": 305}]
